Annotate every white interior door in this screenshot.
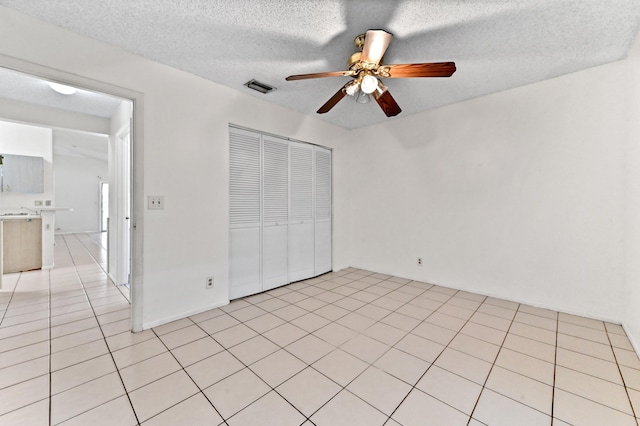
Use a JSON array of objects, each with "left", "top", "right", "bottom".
[
  {"left": 229, "top": 128, "right": 262, "bottom": 299},
  {"left": 262, "top": 136, "right": 289, "bottom": 290},
  {"left": 115, "top": 128, "right": 131, "bottom": 286},
  {"left": 289, "top": 141, "right": 315, "bottom": 282}
]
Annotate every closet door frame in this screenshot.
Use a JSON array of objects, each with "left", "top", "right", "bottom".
[{"left": 229, "top": 125, "right": 332, "bottom": 300}]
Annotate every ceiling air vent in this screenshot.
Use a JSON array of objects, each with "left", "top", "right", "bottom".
[{"left": 244, "top": 79, "right": 276, "bottom": 94}]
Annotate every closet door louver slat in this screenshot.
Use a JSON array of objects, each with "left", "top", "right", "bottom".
[
  {"left": 230, "top": 131, "right": 261, "bottom": 226},
  {"left": 263, "top": 137, "right": 289, "bottom": 224},
  {"left": 262, "top": 136, "right": 289, "bottom": 290},
  {"left": 290, "top": 144, "right": 314, "bottom": 222},
  {"left": 314, "top": 147, "right": 332, "bottom": 275},
  {"left": 289, "top": 142, "right": 315, "bottom": 282}
]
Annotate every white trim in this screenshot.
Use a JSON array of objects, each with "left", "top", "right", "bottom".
[
  {"left": 622, "top": 323, "right": 640, "bottom": 358},
  {"left": 142, "top": 301, "right": 230, "bottom": 330}
]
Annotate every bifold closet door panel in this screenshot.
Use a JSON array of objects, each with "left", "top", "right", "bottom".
[
  {"left": 229, "top": 228, "right": 260, "bottom": 299},
  {"left": 229, "top": 127, "right": 262, "bottom": 299},
  {"left": 314, "top": 146, "right": 332, "bottom": 275},
  {"left": 289, "top": 141, "right": 315, "bottom": 282},
  {"left": 262, "top": 136, "right": 289, "bottom": 291}
]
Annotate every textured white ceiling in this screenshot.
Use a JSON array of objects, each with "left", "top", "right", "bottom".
[
  {"left": 53, "top": 128, "right": 109, "bottom": 162},
  {"left": 0, "top": 0, "right": 639, "bottom": 129}
]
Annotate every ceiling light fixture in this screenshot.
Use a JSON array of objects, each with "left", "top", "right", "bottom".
[
  {"left": 355, "top": 90, "right": 371, "bottom": 104},
  {"left": 360, "top": 74, "right": 379, "bottom": 94},
  {"left": 344, "top": 80, "right": 360, "bottom": 97},
  {"left": 49, "top": 82, "right": 77, "bottom": 95}
]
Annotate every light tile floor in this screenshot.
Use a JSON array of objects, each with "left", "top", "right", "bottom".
[{"left": 1, "top": 233, "right": 640, "bottom": 425}]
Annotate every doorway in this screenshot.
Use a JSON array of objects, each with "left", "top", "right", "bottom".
[
  {"left": 0, "top": 63, "right": 140, "bottom": 330},
  {"left": 100, "top": 181, "right": 109, "bottom": 232}
]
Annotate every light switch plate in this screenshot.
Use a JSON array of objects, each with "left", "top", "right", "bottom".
[{"left": 147, "top": 195, "right": 164, "bottom": 210}]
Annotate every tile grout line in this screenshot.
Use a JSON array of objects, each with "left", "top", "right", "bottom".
[
  {"left": 374, "top": 287, "right": 486, "bottom": 425},
  {"left": 0, "top": 271, "right": 20, "bottom": 327},
  {"left": 605, "top": 326, "right": 639, "bottom": 424},
  {"left": 224, "top": 275, "right": 515, "bottom": 423},
  {"left": 292, "top": 278, "right": 445, "bottom": 423},
  {"left": 55, "top": 234, "right": 141, "bottom": 426},
  {"left": 148, "top": 324, "right": 230, "bottom": 426},
  {"left": 273, "top": 276, "right": 427, "bottom": 423},
  {"left": 466, "top": 303, "right": 522, "bottom": 424},
  {"left": 188, "top": 307, "right": 323, "bottom": 424},
  {"left": 195, "top": 274, "right": 424, "bottom": 423},
  {"left": 551, "top": 309, "right": 559, "bottom": 424},
  {"left": 73, "top": 232, "right": 130, "bottom": 302}
]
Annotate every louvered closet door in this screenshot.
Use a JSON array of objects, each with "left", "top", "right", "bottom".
[
  {"left": 262, "top": 136, "right": 289, "bottom": 291},
  {"left": 229, "top": 127, "right": 261, "bottom": 299},
  {"left": 289, "top": 141, "right": 315, "bottom": 282},
  {"left": 314, "top": 146, "right": 332, "bottom": 275}
]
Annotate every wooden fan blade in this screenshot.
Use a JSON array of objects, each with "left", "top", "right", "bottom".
[
  {"left": 317, "top": 84, "right": 348, "bottom": 114},
  {"left": 286, "top": 70, "right": 352, "bottom": 81},
  {"left": 373, "top": 87, "right": 402, "bottom": 117},
  {"left": 384, "top": 62, "right": 456, "bottom": 78},
  {"left": 361, "top": 29, "right": 393, "bottom": 65}
]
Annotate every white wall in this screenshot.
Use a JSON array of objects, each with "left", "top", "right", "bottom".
[
  {"left": 0, "top": 6, "right": 350, "bottom": 329},
  {"left": 53, "top": 131, "right": 108, "bottom": 233},
  {"left": 623, "top": 33, "right": 640, "bottom": 352},
  {"left": 347, "top": 41, "right": 639, "bottom": 336},
  {"left": 0, "top": 119, "right": 53, "bottom": 211}
]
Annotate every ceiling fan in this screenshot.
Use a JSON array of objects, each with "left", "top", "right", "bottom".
[{"left": 286, "top": 29, "right": 456, "bottom": 117}]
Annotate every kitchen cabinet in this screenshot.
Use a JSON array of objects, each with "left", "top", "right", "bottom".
[
  {"left": 0, "top": 154, "right": 44, "bottom": 193},
  {"left": 2, "top": 218, "right": 42, "bottom": 273}
]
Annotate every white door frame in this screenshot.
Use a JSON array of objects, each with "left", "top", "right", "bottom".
[
  {"left": 113, "top": 126, "right": 131, "bottom": 287},
  {"left": 0, "top": 54, "right": 146, "bottom": 332},
  {"left": 99, "top": 181, "right": 109, "bottom": 233}
]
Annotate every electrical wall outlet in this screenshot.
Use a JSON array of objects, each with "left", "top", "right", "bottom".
[
  {"left": 45, "top": 200, "right": 52, "bottom": 206},
  {"left": 147, "top": 195, "right": 164, "bottom": 210},
  {"left": 417, "top": 257, "right": 423, "bottom": 266},
  {"left": 206, "top": 276, "right": 214, "bottom": 289},
  {"left": 34, "top": 200, "right": 43, "bottom": 206}
]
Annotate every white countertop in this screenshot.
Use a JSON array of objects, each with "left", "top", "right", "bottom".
[{"left": 0, "top": 214, "right": 41, "bottom": 220}]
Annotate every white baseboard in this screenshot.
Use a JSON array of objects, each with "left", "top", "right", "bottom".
[
  {"left": 622, "top": 323, "right": 640, "bottom": 357},
  {"left": 141, "top": 300, "right": 230, "bottom": 330}
]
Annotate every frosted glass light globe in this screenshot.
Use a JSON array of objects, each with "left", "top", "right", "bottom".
[{"left": 360, "top": 74, "right": 378, "bottom": 94}]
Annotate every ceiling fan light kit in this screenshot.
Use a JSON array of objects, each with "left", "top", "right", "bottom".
[
  {"left": 360, "top": 73, "right": 379, "bottom": 94},
  {"left": 286, "top": 29, "right": 456, "bottom": 118}
]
